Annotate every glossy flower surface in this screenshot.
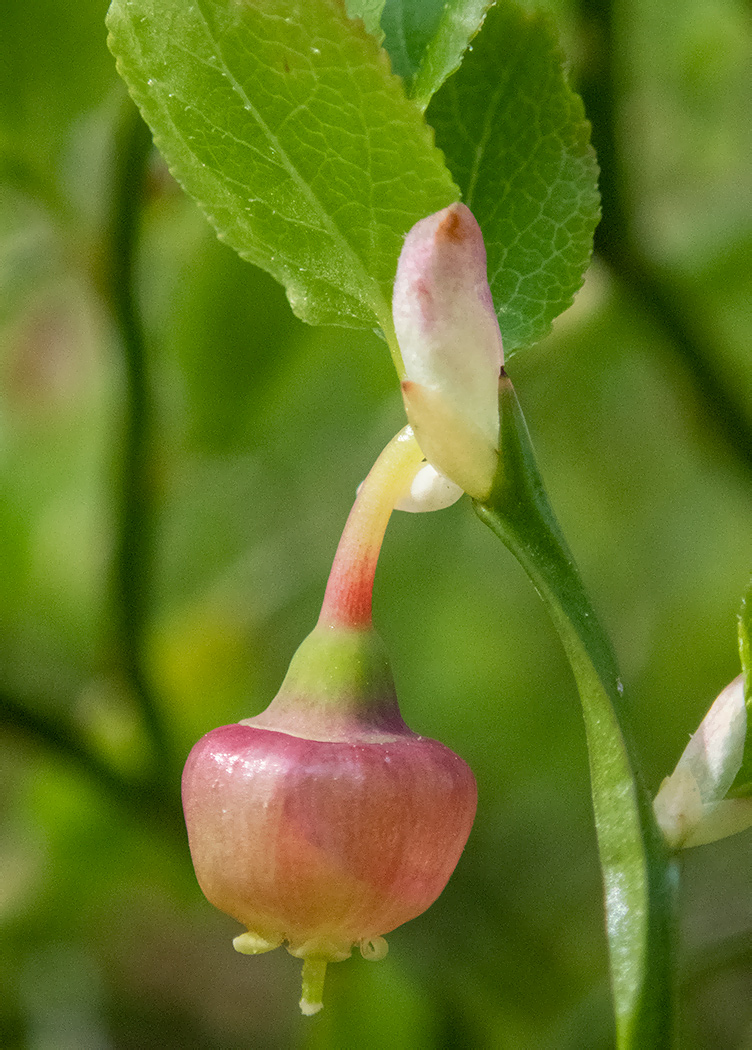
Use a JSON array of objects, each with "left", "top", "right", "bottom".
[
  {"left": 183, "top": 720, "right": 476, "bottom": 955},
  {"left": 182, "top": 626, "right": 477, "bottom": 1013}
]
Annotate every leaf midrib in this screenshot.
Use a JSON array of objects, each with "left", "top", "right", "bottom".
[{"left": 188, "top": 0, "right": 392, "bottom": 327}]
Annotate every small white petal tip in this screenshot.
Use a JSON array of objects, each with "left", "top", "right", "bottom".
[{"left": 395, "top": 463, "right": 463, "bottom": 512}]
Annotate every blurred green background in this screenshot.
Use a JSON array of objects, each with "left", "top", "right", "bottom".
[{"left": 1, "top": 0, "right": 750, "bottom": 1046}]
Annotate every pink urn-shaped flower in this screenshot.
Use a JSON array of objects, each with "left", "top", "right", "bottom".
[
  {"left": 182, "top": 429, "right": 477, "bottom": 1014},
  {"left": 183, "top": 624, "right": 476, "bottom": 1012}
]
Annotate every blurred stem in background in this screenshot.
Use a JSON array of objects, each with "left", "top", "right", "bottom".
[
  {"left": 578, "top": 0, "right": 752, "bottom": 475},
  {"left": 0, "top": 95, "right": 182, "bottom": 830},
  {"left": 101, "top": 94, "right": 174, "bottom": 782},
  {"left": 0, "top": 686, "right": 183, "bottom": 835}
]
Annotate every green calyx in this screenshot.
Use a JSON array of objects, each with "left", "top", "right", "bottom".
[{"left": 246, "top": 625, "right": 409, "bottom": 741}]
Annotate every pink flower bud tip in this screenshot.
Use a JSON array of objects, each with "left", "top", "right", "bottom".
[{"left": 182, "top": 626, "right": 477, "bottom": 1013}]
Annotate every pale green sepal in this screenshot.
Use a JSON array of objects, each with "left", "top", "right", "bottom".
[
  {"left": 287, "top": 940, "right": 352, "bottom": 962},
  {"left": 276, "top": 627, "right": 395, "bottom": 708},
  {"left": 243, "top": 625, "right": 409, "bottom": 741}
]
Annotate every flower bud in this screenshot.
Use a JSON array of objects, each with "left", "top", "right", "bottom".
[
  {"left": 392, "top": 203, "right": 503, "bottom": 500},
  {"left": 182, "top": 624, "right": 477, "bottom": 1014},
  {"left": 653, "top": 674, "right": 752, "bottom": 849}
]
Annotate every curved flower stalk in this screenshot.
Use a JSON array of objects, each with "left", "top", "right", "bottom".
[
  {"left": 182, "top": 428, "right": 477, "bottom": 1015},
  {"left": 654, "top": 675, "right": 752, "bottom": 849},
  {"left": 393, "top": 202, "right": 503, "bottom": 500}
]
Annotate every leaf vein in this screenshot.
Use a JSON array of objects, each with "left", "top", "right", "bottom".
[{"left": 191, "top": 0, "right": 389, "bottom": 324}]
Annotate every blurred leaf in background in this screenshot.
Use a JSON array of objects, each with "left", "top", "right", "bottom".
[{"left": 1, "top": 1, "right": 751, "bottom": 1048}]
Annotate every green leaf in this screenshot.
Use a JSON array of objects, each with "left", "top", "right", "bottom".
[
  {"left": 106, "top": 0, "right": 458, "bottom": 342},
  {"left": 345, "top": 0, "right": 386, "bottom": 42},
  {"left": 731, "top": 578, "right": 752, "bottom": 794},
  {"left": 381, "top": 0, "right": 445, "bottom": 81},
  {"left": 426, "top": 0, "right": 600, "bottom": 355},
  {"left": 381, "top": 0, "right": 492, "bottom": 109},
  {"left": 475, "top": 379, "right": 676, "bottom": 1048}
]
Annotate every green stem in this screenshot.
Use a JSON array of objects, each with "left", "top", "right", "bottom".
[
  {"left": 475, "top": 376, "right": 678, "bottom": 1048},
  {"left": 102, "top": 95, "right": 171, "bottom": 772}
]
